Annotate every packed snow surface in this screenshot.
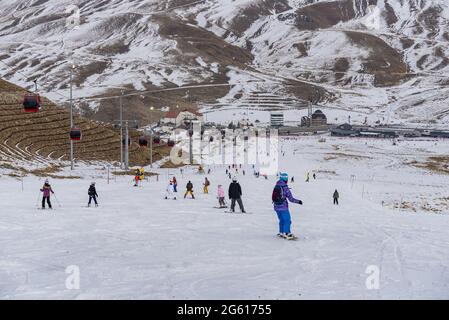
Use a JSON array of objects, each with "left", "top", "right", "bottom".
[{"left": 1, "top": 136, "right": 449, "bottom": 299}]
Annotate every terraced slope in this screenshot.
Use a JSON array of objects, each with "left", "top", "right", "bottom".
[{"left": 0, "top": 79, "right": 158, "bottom": 169}]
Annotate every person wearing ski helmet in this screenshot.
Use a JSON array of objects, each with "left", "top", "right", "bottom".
[
  {"left": 272, "top": 173, "right": 303, "bottom": 239},
  {"left": 165, "top": 180, "right": 177, "bottom": 200},
  {"left": 88, "top": 182, "right": 99, "bottom": 207},
  {"left": 217, "top": 184, "right": 226, "bottom": 208},
  {"left": 40, "top": 179, "right": 54, "bottom": 209},
  {"left": 184, "top": 181, "right": 195, "bottom": 199}
]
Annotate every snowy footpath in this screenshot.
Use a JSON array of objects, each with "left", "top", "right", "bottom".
[{"left": 1, "top": 136, "right": 449, "bottom": 299}]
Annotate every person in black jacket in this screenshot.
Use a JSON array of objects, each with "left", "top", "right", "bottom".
[
  {"left": 184, "top": 181, "right": 195, "bottom": 199},
  {"left": 228, "top": 177, "right": 246, "bottom": 213},
  {"left": 88, "top": 182, "right": 99, "bottom": 207}
]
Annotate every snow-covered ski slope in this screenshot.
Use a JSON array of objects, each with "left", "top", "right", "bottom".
[{"left": 1, "top": 136, "right": 449, "bottom": 299}]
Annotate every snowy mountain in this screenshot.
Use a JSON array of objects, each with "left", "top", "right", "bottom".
[{"left": 1, "top": 0, "right": 449, "bottom": 125}]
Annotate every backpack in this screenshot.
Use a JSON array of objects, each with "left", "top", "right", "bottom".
[{"left": 272, "top": 185, "right": 285, "bottom": 205}]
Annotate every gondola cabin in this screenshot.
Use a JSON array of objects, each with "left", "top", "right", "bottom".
[
  {"left": 23, "top": 94, "right": 41, "bottom": 113},
  {"left": 122, "top": 138, "right": 131, "bottom": 146},
  {"left": 153, "top": 136, "right": 161, "bottom": 144},
  {"left": 70, "top": 127, "right": 82, "bottom": 141},
  {"left": 139, "top": 137, "right": 148, "bottom": 147}
]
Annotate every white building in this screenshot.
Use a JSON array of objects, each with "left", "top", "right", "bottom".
[{"left": 161, "top": 109, "right": 204, "bottom": 128}]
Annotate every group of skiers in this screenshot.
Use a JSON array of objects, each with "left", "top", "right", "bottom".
[
  {"left": 38, "top": 164, "right": 340, "bottom": 241},
  {"left": 165, "top": 175, "right": 246, "bottom": 213},
  {"left": 39, "top": 180, "right": 98, "bottom": 209}
]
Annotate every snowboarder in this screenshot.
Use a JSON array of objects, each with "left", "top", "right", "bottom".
[
  {"left": 184, "top": 181, "right": 195, "bottom": 199},
  {"left": 228, "top": 177, "right": 246, "bottom": 213},
  {"left": 40, "top": 179, "right": 54, "bottom": 209},
  {"left": 272, "top": 173, "right": 303, "bottom": 240},
  {"left": 165, "top": 181, "right": 177, "bottom": 200},
  {"left": 333, "top": 189, "right": 339, "bottom": 205},
  {"left": 217, "top": 185, "right": 226, "bottom": 208},
  {"left": 203, "top": 177, "right": 210, "bottom": 194},
  {"left": 88, "top": 182, "right": 99, "bottom": 207},
  {"left": 172, "top": 176, "right": 178, "bottom": 193}
]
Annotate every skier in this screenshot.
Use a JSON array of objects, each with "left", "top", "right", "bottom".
[
  {"left": 184, "top": 181, "right": 195, "bottom": 199},
  {"left": 217, "top": 184, "right": 226, "bottom": 208},
  {"left": 172, "top": 176, "right": 178, "bottom": 192},
  {"left": 272, "top": 173, "right": 303, "bottom": 240},
  {"left": 291, "top": 176, "right": 295, "bottom": 183},
  {"left": 305, "top": 172, "right": 310, "bottom": 182},
  {"left": 203, "top": 177, "right": 210, "bottom": 194},
  {"left": 165, "top": 181, "right": 177, "bottom": 200},
  {"left": 134, "top": 169, "right": 140, "bottom": 187},
  {"left": 333, "top": 189, "right": 339, "bottom": 205},
  {"left": 40, "top": 179, "right": 54, "bottom": 209},
  {"left": 228, "top": 177, "right": 246, "bottom": 213},
  {"left": 313, "top": 173, "right": 316, "bottom": 180},
  {"left": 88, "top": 182, "right": 99, "bottom": 207}
]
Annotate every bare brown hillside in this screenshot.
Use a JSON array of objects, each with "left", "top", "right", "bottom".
[{"left": 0, "top": 79, "right": 168, "bottom": 169}]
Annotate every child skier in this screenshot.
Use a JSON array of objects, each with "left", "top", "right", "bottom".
[
  {"left": 217, "top": 185, "right": 226, "bottom": 208},
  {"left": 184, "top": 181, "right": 195, "bottom": 199},
  {"left": 134, "top": 169, "right": 140, "bottom": 187},
  {"left": 88, "top": 182, "right": 99, "bottom": 207},
  {"left": 172, "top": 176, "right": 178, "bottom": 193},
  {"left": 272, "top": 173, "right": 303, "bottom": 240},
  {"left": 165, "top": 181, "right": 177, "bottom": 200},
  {"left": 203, "top": 177, "right": 210, "bottom": 194},
  {"left": 40, "top": 179, "right": 54, "bottom": 209}
]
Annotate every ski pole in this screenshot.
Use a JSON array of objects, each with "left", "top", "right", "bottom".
[
  {"left": 36, "top": 191, "right": 41, "bottom": 208},
  {"left": 53, "top": 193, "right": 62, "bottom": 208}
]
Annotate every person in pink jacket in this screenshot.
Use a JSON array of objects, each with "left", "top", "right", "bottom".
[
  {"left": 40, "top": 179, "right": 54, "bottom": 209},
  {"left": 217, "top": 185, "right": 226, "bottom": 208}
]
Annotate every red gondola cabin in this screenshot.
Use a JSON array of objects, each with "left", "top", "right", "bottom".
[
  {"left": 139, "top": 137, "right": 148, "bottom": 147},
  {"left": 23, "top": 94, "right": 41, "bottom": 113},
  {"left": 70, "top": 127, "right": 82, "bottom": 141},
  {"left": 153, "top": 136, "right": 161, "bottom": 144}
]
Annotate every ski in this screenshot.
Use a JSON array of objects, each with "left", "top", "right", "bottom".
[{"left": 225, "top": 211, "right": 252, "bottom": 214}]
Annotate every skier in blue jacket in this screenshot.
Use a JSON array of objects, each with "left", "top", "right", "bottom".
[{"left": 272, "top": 173, "right": 303, "bottom": 240}]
